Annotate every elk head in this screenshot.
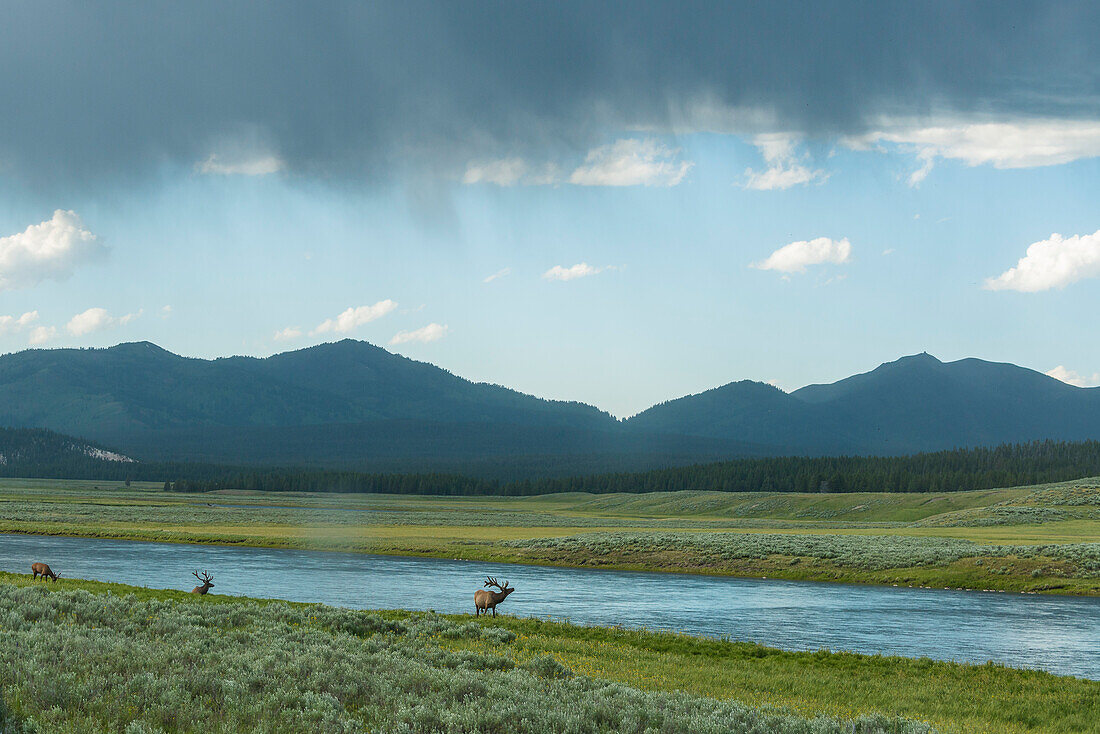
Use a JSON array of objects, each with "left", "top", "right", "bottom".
[
  {"left": 191, "top": 570, "right": 215, "bottom": 594},
  {"left": 484, "top": 576, "right": 513, "bottom": 598}
]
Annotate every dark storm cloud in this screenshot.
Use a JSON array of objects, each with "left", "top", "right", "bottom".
[{"left": 0, "top": 0, "right": 1096, "bottom": 190}]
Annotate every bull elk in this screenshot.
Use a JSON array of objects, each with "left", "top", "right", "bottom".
[
  {"left": 474, "top": 576, "right": 514, "bottom": 616},
  {"left": 190, "top": 570, "right": 214, "bottom": 594},
  {"left": 30, "top": 562, "right": 59, "bottom": 582}
]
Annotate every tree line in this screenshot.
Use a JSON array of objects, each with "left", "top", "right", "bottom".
[
  {"left": 163, "top": 439, "right": 1100, "bottom": 495},
  {"left": 4, "top": 427, "right": 1098, "bottom": 495}
]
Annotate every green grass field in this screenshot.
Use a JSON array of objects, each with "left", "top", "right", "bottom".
[
  {"left": 0, "top": 574, "right": 1095, "bottom": 733},
  {"left": 0, "top": 477, "right": 1097, "bottom": 595}
]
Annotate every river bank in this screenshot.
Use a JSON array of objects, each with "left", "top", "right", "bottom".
[
  {"left": 0, "top": 572, "right": 1096, "bottom": 733},
  {"left": 2, "top": 530, "right": 1098, "bottom": 680},
  {"left": 0, "top": 478, "right": 1097, "bottom": 597}
]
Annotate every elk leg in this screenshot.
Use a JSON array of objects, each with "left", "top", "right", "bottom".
[{"left": 491, "top": 607, "right": 496, "bottom": 617}]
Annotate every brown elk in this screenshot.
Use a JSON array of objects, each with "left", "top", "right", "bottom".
[
  {"left": 474, "top": 576, "right": 513, "bottom": 616},
  {"left": 190, "top": 570, "right": 214, "bottom": 594},
  {"left": 30, "top": 562, "right": 59, "bottom": 582}
]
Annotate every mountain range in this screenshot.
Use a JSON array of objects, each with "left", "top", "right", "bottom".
[{"left": 1, "top": 340, "right": 1098, "bottom": 477}]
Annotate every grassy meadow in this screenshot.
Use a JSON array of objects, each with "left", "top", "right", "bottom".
[
  {"left": 0, "top": 477, "right": 1097, "bottom": 595},
  {"left": 0, "top": 574, "right": 1096, "bottom": 733}
]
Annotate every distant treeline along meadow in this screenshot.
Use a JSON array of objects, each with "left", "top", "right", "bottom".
[
  {"left": 2, "top": 428, "right": 1097, "bottom": 495},
  {"left": 164, "top": 440, "right": 1100, "bottom": 495}
]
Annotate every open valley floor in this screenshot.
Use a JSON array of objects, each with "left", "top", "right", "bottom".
[{"left": 1, "top": 478, "right": 1097, "bottom": 596}]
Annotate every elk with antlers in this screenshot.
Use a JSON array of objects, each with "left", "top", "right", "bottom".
[
  {"left": 474, "top": 576, "right": 514, "bottom": 616},
  {"left": 30, "top": 562, "right": 59, "bottom": 582},
  {"left": 190, "top": 570, "right": 214, "bottom": 594}
]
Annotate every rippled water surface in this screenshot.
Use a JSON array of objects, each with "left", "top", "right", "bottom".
[{"left": 2, "top": 532, "right": 1097, "bottom": 679}]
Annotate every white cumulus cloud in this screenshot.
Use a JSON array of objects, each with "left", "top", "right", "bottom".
[
  {"left": 542, "top": 262, "right": 611, "bottom": 281},
  {"left": 311, "top": 300, "right": 397, "bottom": 335},
  {"left": 463, "top": 139, "right": 691, "bottom": 188},
  {"left": 198, "top": 153, "right": 284, "bottom": 176},
  {"left": 848, "top": 118, "right": 1100, "bottom": 186},
  {"left": 0, "top": 311, "right": 39, "bottom": 335},
  {"left": 28, "top": 326, "right": 56, "bottom": 345},
  {"left": 985, "top": 230, "right": 1100, "bottom": 292},
  {"left": 66, "top": 307, "right": 141, "bottom": 336},
  {"left": 0, "top": 210, "right": 106, "bottom": 291},
  {"left": 67, "top": 307, "right": 111, "bottom": 336},
  {"left": 273, "top": 326, "right": 303, "bottom": 341},
  {"left": 390, "top": 323, "right": 448, "bottom": 345},
  {"left": 462, "top": 159, "right": 535, "bottom": 186},
  {"left": 570, "top": 139, "right": 692, "bottom": 187},
  {"left": 752, "top": 237, "right": 852, "bottom": 273},
  {"left": 743, "top": 134, "right": 828, "bottom": 190},
  {"left": 1046, "top": 365, "right": 1100, "bottom": 388}
]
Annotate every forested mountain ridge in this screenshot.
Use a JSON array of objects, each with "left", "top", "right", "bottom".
[
  {"left": 0, "top": 341, "right": 365, "bottom": 435},
  {"left": 622, "top": 380, "right": 852, "bottom": 453},
  {"left": 0, "top": 340, "right": 614, "bottom": 435},
  {"left": 1, "top": 343, "right": 1099, "bottom": 472},
  {"left": 0, "top": 340, "right": 757, "bottom": 471},
  {"left": 229, "top": 340, "right": 618, "bottom": 428},
  {"left": 627, "top": 353, "right": 1100, "bottom": 455},
  {"left": 0, "top": 427, "right": 136, "bottom": 478}
]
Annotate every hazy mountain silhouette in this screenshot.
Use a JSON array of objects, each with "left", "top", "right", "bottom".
[
  {"left": 629, "top": 353, "right": 1100, "bottom": 454},
  {"left": 1, "top": 343, "right": 1098, "bottom": 472},
  {"left": 0, "top": 340, "right": 756, "bottom": 471}
]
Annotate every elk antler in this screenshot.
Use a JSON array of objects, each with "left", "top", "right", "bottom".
[
  {"left": 193, "top": 570, "right": 213, "bottom": 584},
  {"left": 484, "top": 577, "right": 511, "bottom": 591}
]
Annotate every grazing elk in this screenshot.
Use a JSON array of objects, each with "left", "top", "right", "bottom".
[
  {"left": 31, "top": 562, "right": 59, "bottom": 582},
  {"left": 190, "top": 570, "right": 214, "bottom": 594},
  {"left": 474, "top": 576, "right": 514, "bottom": 616}
]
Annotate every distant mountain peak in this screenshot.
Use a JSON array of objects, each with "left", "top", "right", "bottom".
[
  {"left": 106, "top": 341, "right": 174, "bottom": 356},
  {"left": 278, "top": 338, "right": 389, "bottom": 359},
  {"left": 887, "top": 352, "right": 942, "bottom": 367}
]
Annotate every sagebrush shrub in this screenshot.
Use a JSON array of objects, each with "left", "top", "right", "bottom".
[{"left": 0, "top": 585, "right": 932, "bottom": 733}]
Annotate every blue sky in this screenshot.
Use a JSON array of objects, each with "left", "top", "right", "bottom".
[{"left": 1, "top": 2, "right": 1098, "bottom": 417}]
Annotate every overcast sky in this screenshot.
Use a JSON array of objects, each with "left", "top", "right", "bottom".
[{"left": 1, "top": 1, "right": 1098, "bottom": 416}]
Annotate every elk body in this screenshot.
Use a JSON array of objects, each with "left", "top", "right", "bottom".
[
  {"left": 31, "top": 562, "right": 58, "bottom": 582},
  {"left": 190, "top": 570, "right": 214, "bottom": 594},
  {"left": 474, "top": 576, "right": 513, "bottom": 616}
]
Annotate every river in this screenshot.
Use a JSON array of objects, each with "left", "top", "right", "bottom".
[{"left": 2, "top": 532, "right": 1097, "bottom": 679}]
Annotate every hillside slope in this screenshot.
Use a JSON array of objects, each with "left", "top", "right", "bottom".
[
  {"left": 0, "top": 341, "right": 759, "bottom": 471},
  {"left": 0, "top": 427, "right": 135, "bottom": 478},
  {"left": 627, "top": 353, "right": 1100, "bottom": 454},
  {"left": 3, "top": 344, "right": 1100, "bottom": 471}
]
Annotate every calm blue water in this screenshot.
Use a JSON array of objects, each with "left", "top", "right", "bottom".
[{"left": 2, "top": 532, "right": 1097, "bottom": 679}]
